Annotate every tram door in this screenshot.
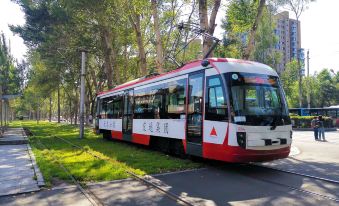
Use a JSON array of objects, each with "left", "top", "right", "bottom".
[
  {"left": 186, "top": 71, "right": 204, "bottom": 156},
  {"left": 122, "top": 89, "right": 133, "bottom": 140}
]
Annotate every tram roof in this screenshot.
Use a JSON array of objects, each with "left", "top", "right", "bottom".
[{"left": 97, "top": 58, "right": 276, "bottom": 98}]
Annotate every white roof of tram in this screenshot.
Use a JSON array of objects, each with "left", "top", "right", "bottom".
[{"left": 98, "top": 58, "right": 278, "bottom": 98}]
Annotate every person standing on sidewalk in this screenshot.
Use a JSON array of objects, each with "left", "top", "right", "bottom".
[
  {"left": 318, "top": 115, "right": 326, "bottom": 141},
  {"left": 311, "top": 116, "right": 318, "bottom": 140}
]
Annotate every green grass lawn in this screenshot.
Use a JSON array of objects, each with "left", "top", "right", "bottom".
[{"left": 10, "top": 121, "right": 201, "bottom": 186}]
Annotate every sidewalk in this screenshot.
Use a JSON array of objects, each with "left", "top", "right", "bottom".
[{"left": 0, "top": 128, "right": 44, "bottom": 196}]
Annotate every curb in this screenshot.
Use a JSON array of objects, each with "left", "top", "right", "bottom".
[
  {"left": 289, "top": 146, "right": 300, "bottom": 157},
  {"left": 293, "top": 128, "right": 337, "bottom": 132},
  {"left": 0, "top": 187, "right": 40, "bottom": 198},
  {"left": 24, "top": 133, "right": 45, "bottom": 187}
]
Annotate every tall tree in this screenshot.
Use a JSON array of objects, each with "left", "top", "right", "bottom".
[
  {"left": 0, "top": 33, "right": 21, "bottom": 95},
  {"left": 222, "top": 0, "right": 281, "bottom": 68},
  {"left": 280, "top": 59, "right": 299, "bottom": 105},
  {"left": 316, "top": 69, "right": 337, "bottom": 107},
  {"left": 243, "top": 0, "right": 266, "bottom": 59},
  {"left": 151, "top": 0, "right": 164, "bottom": 73},
  {"left": 127, "top": 0, "right": 149, "bottom": 76},
  {"left": 251, "top": 7, "right": 282, "bottom": 69},
  {"left": 198, "top": 0, "right": 221, "bottom": 57}
]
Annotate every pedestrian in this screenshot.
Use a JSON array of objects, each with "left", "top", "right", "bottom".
[
  {"left": 311, "top": 116, "right": 318, "bottom": 140},
  {"left": 318, "top": 115, "right": 326, "bottom": 141}
]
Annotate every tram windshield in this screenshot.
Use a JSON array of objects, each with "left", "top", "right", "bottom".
[{"left": 226, "top": 72, "right": 290, "bottom": 126}]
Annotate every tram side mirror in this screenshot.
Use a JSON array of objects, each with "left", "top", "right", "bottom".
[{"left": 201, "top": 59, "right": 210, "bottom": 67}]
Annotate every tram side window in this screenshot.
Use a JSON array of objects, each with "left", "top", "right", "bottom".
[
  {"left": 112, "top": 96, "right": 122, "bottom": 118},
  {"left": 153, "top": 91, "right": 163, "bottom": 119},
  {"left": 166, "top": 79, "right": 186, "bottom": 118},
  {"left": 206, "top": 76, "right": 228, "bottom": 121},
  {"left": 100, "top": 98, "right": 109, "bottom": 119},
  {"left": 99, "top": 96, "right": 122, "bottom": 119},
  {"left": 106, "top": 98, "right": 114, "bottom": 118},
  {"left": 96, "top": 98, "right": 101, "bottom": 117},
  {"left": 100, "top": 98, "right": 106, "bottom": 118},
  {"left": 134, "top": 79, "right": 186, "bottom": 119},
  {"left": 134, "top": 87, "right": 157, "bottom": 119}
]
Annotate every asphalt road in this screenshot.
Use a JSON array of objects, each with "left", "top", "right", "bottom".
[{"left": 260, "top": 130, "right": 339, "bottom": 182}]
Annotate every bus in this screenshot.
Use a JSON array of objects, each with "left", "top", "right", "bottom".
[
  {"left": 95, "top": 58, "right": 292, "bottom": 162},
  {"left": 289, "top": 107, "right": 339, "bottom": 127},
  {"left": 289, "top": 107, "right": 339, "bottom": 118}
]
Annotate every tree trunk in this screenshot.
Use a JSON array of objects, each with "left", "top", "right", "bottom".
[
  {"left": 36, "top": 105, "right": 39, "bottom": 124},
  {"left": 198, "top": 0, "right": 221, "bottom": 58},
  {"left": 243, "top": 0, "right": 266, "bottom": 60},
  {"left": 49, "top": 96, "right": 52, "bottom": 122},
  {"left": 74, "top": 91, "right": 79, "bottom": 125},
  {"left": 85, "top": 92, "right": 90, "bottom": 125},
  {"left": 100, "top": 26, "right": 115, "bottom": 89},
  {"left": 112, "top": 52, "right": 120, "bottom": 86},
  {"left": 90, "top": 69, "right": 99, "bottom": 95},
  {"left": 57, "top": 85, "right": 61, "bottom": 123},
  {"left": 69, "top": 100, "right": 73, "bottom": 125},
  {"left": 130, "top": 13, "right": 147, "bottom": 76},
  {"left": 198, "top": 0, "right": 209, "bottom": 56},
  {"left": 151, "top": 0, "right": 164, "bottom": 73},
  {"left": 123, "top": 44, "right": 128, "bottom": 80}
]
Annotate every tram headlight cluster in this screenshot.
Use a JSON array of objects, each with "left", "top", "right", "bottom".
[{"left": 237, "top": 132, "right": 246, "bottom": 148}]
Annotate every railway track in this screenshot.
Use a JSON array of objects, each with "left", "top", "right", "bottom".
[
  {"left": 29, "top": 134, "right": 104, "bottom": 206},
  {"left": 251, "top": 163, "right": 339, "bottom": 185},
  {"left": 25, "top": 128, "right": 194, "bottom": 206},
  {"left": 24, "top": 125, "right": 339, "bottom": 205},
  {"left": 240, "top": 163, "right": 339, "bottom": 202},
  {"left": 51, "top": 135, "right": 339, "bottom": 204}
]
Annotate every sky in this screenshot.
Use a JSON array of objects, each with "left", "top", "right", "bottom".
[
  {"left": 0, "top": 0, "right": 26, "bottom": 60},
  {"left": 0, "top": 0, "right": 338, "bottom": 75}
]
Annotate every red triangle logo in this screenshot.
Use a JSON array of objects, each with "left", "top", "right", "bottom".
[{"left": 210, "top": 127, "right": 217, "bottom": 136}]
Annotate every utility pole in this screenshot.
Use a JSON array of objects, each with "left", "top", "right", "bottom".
[
  {"left": 49, "top": 97, "right": 52, "bottom": 122},
  {"left": 79, "top": 50, "right": 87, "bottom": 139},
  {"left": 307, "top": 50, "right": 311, "bottom": 109},
  {"left": 307, "top": 50, "right": 310, "bottom": 77},
  {"left": 298, "top": 48, "right": 303, "bottom": 108}
]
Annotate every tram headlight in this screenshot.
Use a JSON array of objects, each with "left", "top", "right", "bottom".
[{"left": 237, "top": 132, "right": 246, "bottom": 148}]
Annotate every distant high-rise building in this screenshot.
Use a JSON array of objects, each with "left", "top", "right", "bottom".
[{"left": 274, "top": 11, "right": 304, "bottom": 74}]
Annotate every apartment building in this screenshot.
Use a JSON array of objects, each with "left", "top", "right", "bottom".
[{"left": 274, "top": 11, "right": 305, "bottom": 74}]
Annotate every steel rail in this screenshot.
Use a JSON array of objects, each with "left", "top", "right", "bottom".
[
  {"left": 251, "top": 163, "right": 339, "bottom": 185},
  {"left": 25, "top": 130, "right": 104, "bottom": 206},
  {"left": 244, "top": 164, "right": 339, "bottom": 202},
  {"left": 53, "top": 135, "right": 194, "bottom": 206}
]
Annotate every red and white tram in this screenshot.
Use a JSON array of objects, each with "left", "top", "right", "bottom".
[{"left": 95, "top": 58, "right": 292, "bottom": 162}]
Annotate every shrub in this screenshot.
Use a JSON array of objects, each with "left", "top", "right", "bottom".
[{"left": 290, "top": 115, "right": 334, "bottom": 128}]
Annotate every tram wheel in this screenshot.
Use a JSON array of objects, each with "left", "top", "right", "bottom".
[{"left": 103, "top": 131, "right": 111, "bottom": 140}]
